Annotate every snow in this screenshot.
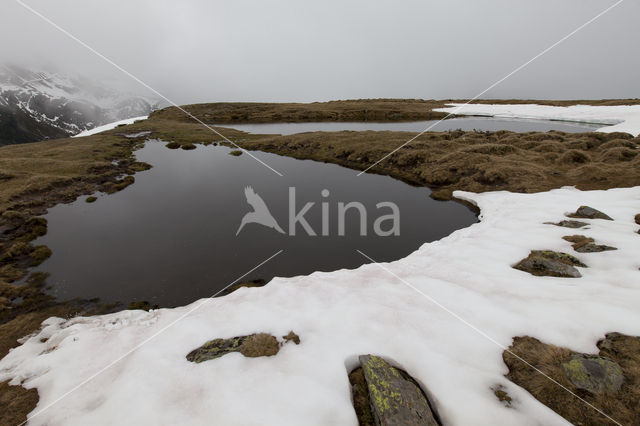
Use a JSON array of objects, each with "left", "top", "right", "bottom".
[
  {"left": 73, "top": 116, "right": 148, "bottom": 137},
  {"left": 434, "top": 103, "right": 640, "bottom": 137},
  {"left": 1, "top": 186, "right": 639, "bottom": 425}
]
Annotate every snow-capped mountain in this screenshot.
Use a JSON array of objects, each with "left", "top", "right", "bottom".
[{"left": 0, "top": 65, "right": 161, "bottom": 145}]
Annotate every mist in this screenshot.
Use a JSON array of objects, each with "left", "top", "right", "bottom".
[{"left": 3, "top": 0, "right": 639, "bottom": 104}]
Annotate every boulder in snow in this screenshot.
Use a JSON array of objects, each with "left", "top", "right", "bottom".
[
  {"left": 567, "top": 206, "right": 613, "bottom": 221},
  {"left": 513, "top": 250, "right": 586, "bottom": 278}
]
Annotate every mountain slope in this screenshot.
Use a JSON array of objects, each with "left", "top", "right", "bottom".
[{"left": 0, "top": 65, "right": 160, "bottom": 145}]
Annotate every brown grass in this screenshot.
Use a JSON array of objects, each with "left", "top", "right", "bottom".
[
  {"left": 238, "top": 129, "right": 640, "bottom": 197},
  {"left": 503, "top": 335, "right": 640, "bottom": 425},
  {"left": 238, "top": 333, "right": 279, "bottom": 357}
]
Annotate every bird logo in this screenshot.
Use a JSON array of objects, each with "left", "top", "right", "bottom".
[{"left": 236, "top": 186, "right": 285, "bottom": 236}]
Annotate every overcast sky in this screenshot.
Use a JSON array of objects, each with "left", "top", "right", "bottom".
[{"left": 3, "top": 0, "right": 639, "bottom": 104}]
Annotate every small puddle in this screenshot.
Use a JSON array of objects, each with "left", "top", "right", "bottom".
[
  {"left": 32, "top": 141, "right": 477, "bottom": 307},
  {"left": 219, "top": 117, "right": 602, "bottom": 135}
]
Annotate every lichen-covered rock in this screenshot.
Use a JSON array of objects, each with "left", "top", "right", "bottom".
[
  {"left": 186, "top": 333, "right": 279, "bottom": 363},
  {"left": 513, "top": 250, "right": 586, "bottom": 278},
  {"left": 545, "top": 220, "right": 589, "bottom": 229},
  {"left": 567, "top": 206, "right": 613, "bottom": 220},
  {"left": 359, "top": 355, "right": 439, "bottom": 426},
  {"left": 562, "top": 235, "right": 617, "bottom": 253},
  {"left": 561, "top": 354, "right": 624, "bottom": 394}
]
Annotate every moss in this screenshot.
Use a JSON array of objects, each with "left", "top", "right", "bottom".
[
  {"left": 105, "top": 176, "right": 135, "bottom": 194},
  {"left": 181, "top": 143, "right": 196, "bottom": 150},
  {"left": 127, "top": 300, "right": 158, "bottom": 311},
  {"left": 29, "top": 246, "right": 52, "bottom": 266},
  {"left": 238, "top": 333, "right": 279, "bottom": 357},
  {"left": 85, "top": 196, "right": 97, "bottom": 203},
  {"left": 492, "top": 386, "right": 513, "bottom": 406},
  {"left": 128, "top": 162, "right": 152, "bottom": 172},
  {"left": 282, "top": 331, "right": 300, "bottom": 345},
  {"left": 349, "top": 368, "right": 375, "bottom": 426},
  {"left": 1, "top": 242, "right": 32, "bottom": 261},
  {"left": 26, "top": 272, "right": 49, "bottom": 288},
  {"left": 165, "top": 141, "right": 180, "bottom": 149},
  {"left": 1, "top": 210, "right": 24, "bottom": 221},
  {"left": 229, "top": 150, "right": 243, "bottom": 156}
]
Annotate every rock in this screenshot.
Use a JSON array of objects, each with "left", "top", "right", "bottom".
[
  {"left": 567, "top": 206, "right": 613, "bottom": 220},
  {"left": 635, "top": 214, "right": 640, "bottom": 225},
  {"left": 513, "top": 250, "right": 586, "bottom": 278},
  {"left": 561, "top": 354, "right": 624, "bottom": 394},
  {"left": 359, "top": 355, "right": 440, "bottom": 426},
  {"left": 562, "top": 235, "right": 617, "bottom": 253},
  {"left": 545, "top": 220, "right": 589, "bottom": 229},
  {"left": 186, "top": 333, "right": 279, "bottom": 363}
]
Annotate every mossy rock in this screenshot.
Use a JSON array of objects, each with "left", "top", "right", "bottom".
[
  {"left": 562, "top": 235, "right": 617, "bottom": 253},
  {"left": 181, "top": 143, "right": 196, "bottom": 150},
  {"left": 567, "top": 206, "right": 613, "bottom": 220},
  {"left": 545, "top": 220, "right": 588, "bottom": 229},
  {"left": 165, "top": 142, "right": 180, "bottom": 149},
  {"left": 359, "top": 355, "right": 439, "bottom": 426},
  {"left": 229, "top": 150, "right": 243, "bottom": 156},
  {"left": 86, "top": 196, "right": 98, "bottom": 203},
  {"left": 186, "top": 333, "right": 279, "bottom": 363},
  {"left": 513, "top": 250, "right": 586, "bottom": 278},
  {"left": 561, "top": 354, "right": 623, "bottom": 394}
]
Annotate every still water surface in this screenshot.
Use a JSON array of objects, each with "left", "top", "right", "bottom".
[
  {"left": 34, "top": 142, "right": 477, "bottom": 307},
  {"left": 222, "top": 117, "right": 601, "bottom": 135}
]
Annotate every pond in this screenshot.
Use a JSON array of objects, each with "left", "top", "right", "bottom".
[
  {"left": 220, "top": 117, "right": 601, "bottom": 135},
  {"left": 32, "top": 141, "right": 477, "bottom": 308}
]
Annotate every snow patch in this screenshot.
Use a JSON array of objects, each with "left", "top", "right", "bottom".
[
  {"left": 74, "top": 116, "right": 148, "bottom": 137},
  {"left": 1, "top": 186, "right": 639, "bottom": 425},
  {"left": 435, "top": 103, "right": 640, "bottom": 137}
]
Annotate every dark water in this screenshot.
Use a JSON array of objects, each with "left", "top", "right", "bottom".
[
  {"left": 33, "top": 142, "right": 477, "bottom": 307},
  {"left": 220, "top": 117, "right": 601, "bottom": 135}
]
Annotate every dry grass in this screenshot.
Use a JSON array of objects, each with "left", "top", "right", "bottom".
[
  {"left": 504, "top": 335, "right": 640, "bottom": 425},
  {"left": 238, "top": 129, "right": 640, "bottom": 197},
  {"left": 149, "top": 99, "right": 640, "bottom": 125}
]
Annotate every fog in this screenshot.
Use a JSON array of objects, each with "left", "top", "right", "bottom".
[{"left": 3, "top": 0, "right": 639, "bottom": 104}]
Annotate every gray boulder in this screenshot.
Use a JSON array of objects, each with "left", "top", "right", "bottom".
[
  {"left": 567, "top": 206, "right": 613, "bottom": 220},
  {"left": 545, "top": 220, "right": 589, "bottom": 229},
  {"left": 561, "top": 354, "right": 624, "bottom": 394},
  {"left": 359, "top": 355, "right": 440, "bottom": 426}
]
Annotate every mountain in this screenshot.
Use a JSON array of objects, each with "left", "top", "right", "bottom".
[{"left": 0, "top": 65, "right": 161, "bottom": 145}]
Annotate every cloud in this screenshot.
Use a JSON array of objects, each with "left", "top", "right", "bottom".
[{"left": 4, "top": 0, "right": 639, "bottom": 104}]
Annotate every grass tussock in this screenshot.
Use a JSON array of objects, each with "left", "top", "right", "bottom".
[{"left": 504, "top": 334, "right": 640, "bottom": 425}]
